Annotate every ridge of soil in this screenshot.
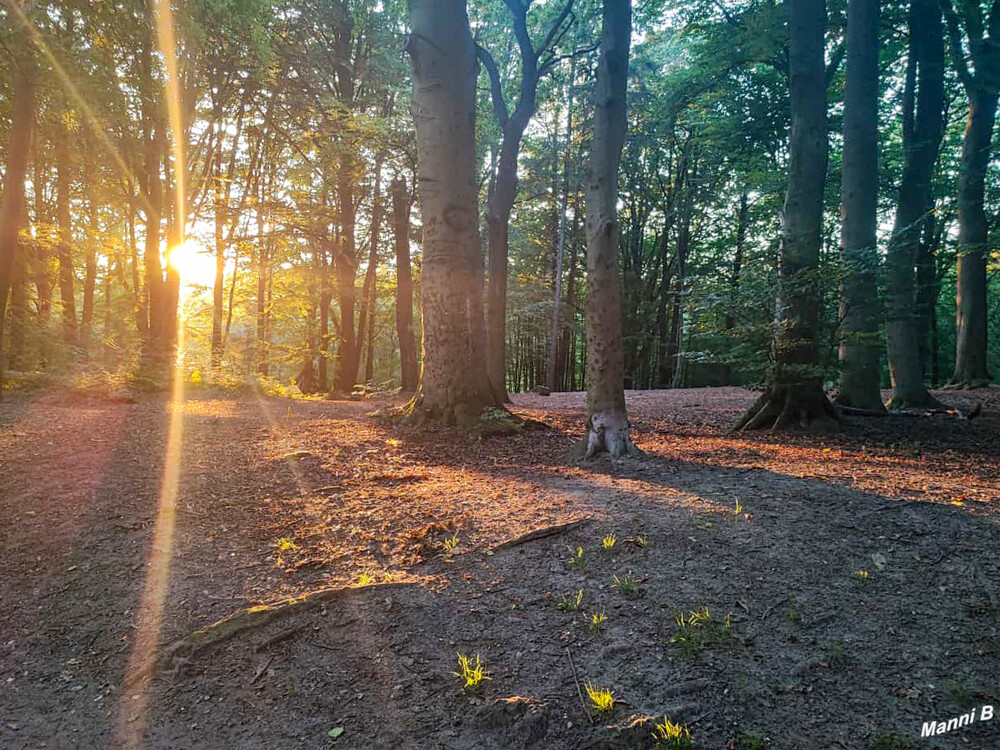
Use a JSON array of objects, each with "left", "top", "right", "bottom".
[{"left": 1, "top": 386, "right": 998, "bottom": 749}]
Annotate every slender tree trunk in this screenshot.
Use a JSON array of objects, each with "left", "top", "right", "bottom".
[
  {"left": 9, "top": 213, "right": 28, "bottom": 372},
  {"left": 736, "top": 0, "right": 839, "bottom": 431},
  {"left": 82, "top": 141, "right": 99, "bottom": 356},
  {"left": 334, "top": 151, "right": 360, "bottom": 393},
  {"left": 256, "top": 174, "right": 270, "bottom": 376},
  {"left": 951, "top": 87, "right": 997, "bottom": 386},
  {"left": 405, "top": 0, "right": 499, "bottom": 424},
  {"left": 56, "top": 120, "right": 78, "bottom": 347},
  {"left": 836, "top": 0, "right": 884, "bottom": 410},
  {"left": 582, "top": 0, "right": 637, "bottom": 458},
  {"left": 485, "top": 136, "right": 519, "bottom": 402},
  {"left": 721, "top": 190, "right": 749, "bottom": 386},
  {"left": 886, "top": 0, "right": 945, "bottom": 407},
  {"left": 0, "top": 36, "right": 33, "bottom": 397},
  {"left": 547, "top": 60, "right": 576, "bottom": 391},
  {"left": 357, "top": 153, "right": 384, "bottom": 384},
  {"left": 211, "top": 132, "right": 225, "bottom": 370}
]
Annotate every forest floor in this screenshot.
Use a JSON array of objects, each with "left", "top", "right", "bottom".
[{"left": 1, "top": 385, "right": 999, "bottom": 750}]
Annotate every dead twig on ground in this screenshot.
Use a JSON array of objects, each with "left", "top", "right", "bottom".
[{"left": 565, "top": 646, "right": 593, "bottom": 726}]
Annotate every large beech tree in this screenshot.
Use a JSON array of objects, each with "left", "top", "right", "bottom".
[
  {"left": 582, "top": 0, "right": 637, "bottom": 458},
  {"left": 941, "top": 0, "right": 1000, "bottom": 387},
  {"left": 836, "top": 0, "right": 884, "bottom": 412},
  {"left": 886, "top": 0, "right": 946, "bottom": 408},
  {"left": 736, "top": 0, "right": 840, "bottom": 431},
  {"left": 405, "top": 0, "right": 500, "bottom": 424}
]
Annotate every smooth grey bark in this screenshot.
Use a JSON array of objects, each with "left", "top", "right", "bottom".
[
  {"left": 836, "top": 0, "right": 884, "bottom": 411},
  {"left": 736, "top": 0, "right": 839, "bottom": 431},
  {"left": 406, "top": 0, "right": 499, "bottom": 424},
  {"left": 941, "top": 0, "right": 1000, "bottom": 386},
  {"left": 582, "top": 0, "right": 638, "bottom": 458},
  {"left": 886, "top": 0, "right": 946, "bottom": 408}
]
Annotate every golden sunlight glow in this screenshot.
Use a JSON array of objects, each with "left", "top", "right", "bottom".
[{"left": 168, "top": 238, "right": 218, "bottom": 290}]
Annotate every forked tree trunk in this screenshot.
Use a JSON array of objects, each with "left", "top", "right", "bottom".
[
  {"left": 735, "top": 0, "right": 839, "bottom": 431},
  {"left": 392, "top": 176, "right": 419, "bottom": 392},
  {"left": 0, "top": 33, "right": 34, "bottom": 398},
  {"left": 405, "top": 0, "right": 500, "bottom": 425},
  {"left": 836, "top": 0, "right": 884, "bottom": 411},
  {"left": 582, "top": 0, "right": 638, "bottom": 458},
  {"left": 886, "top": 0, "right": 945, "bottom": 408}
]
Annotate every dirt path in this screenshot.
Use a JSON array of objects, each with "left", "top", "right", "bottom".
[{"left": 1, "top": 387, "right": 998, "bottom": 749}]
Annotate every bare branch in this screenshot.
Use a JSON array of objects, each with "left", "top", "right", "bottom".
[
  {"left": 476, "top": 44, "right": 510, "bottom": 129},
  {"left": 941, "top": 0, "right": 975, "bottom": 91}
]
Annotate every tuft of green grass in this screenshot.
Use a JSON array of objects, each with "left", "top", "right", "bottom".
[
  {"left": 734, "top": 498, "right": 744, "bottom": 515},
  {"left": 670, "top": 607, "right": 732, "bottom": 653},
  {"left": 734, "top": 730, "right": 766, "bottom": 750},
  {"left": 442, "top": 534, "right": 459, "bottom": 553},
  {"left": 568, "top": 545, "right": 587, "bottom": 568},
  {"left": 557, "top": 589, "right": 585, "bottom": 612},
  {"left": 356, "top": 570, "right": 376, "bottom": 586},
  {"left": 588, "top": 610, "right": 607, "bottom": 634},
  {"left": 823, "top": 640, "right": 846, "bottom": 667},
  {"left": 855, "top": 568, "right": 871, "bottom": 583},
  {"left": 613, "top": 571, "right": 640, "bottom": 597},
  {"left": 584, "top": 682, "right": 614, "bottom": 714},
  {"left": 602, "top": 532, "right": 617, "bottom": 550},
  {"left": 785, "top": 603, "right": 802, "bottom": 625},
  {"left": 869, "top": 733, "right": 913, "bottom": 750},
  {"left": 635, "top": 535, "right": 649, "bottom": 549},
  {"left": 453, "top": 653, "right": 490, "bottom": 690},
  {"left": 945, "top": 678, "right": 976, "bottom": 706},
  {"left": 652, "top": 717, "right": 692, "bottom": 748}
]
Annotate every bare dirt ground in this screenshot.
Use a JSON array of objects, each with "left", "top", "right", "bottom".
[{"left": 1, "top": 386, "right": 998, "bottom": 750}]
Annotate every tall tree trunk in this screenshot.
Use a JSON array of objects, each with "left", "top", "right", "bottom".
[
  {"left": 393, "top": 177, "right": 418, "bottom": 391},
  {"left": 81, "top": 140, "right": 99, "bottom": 357},
  {"left": 9, "top": 211, "right": 28, "bottom": 372},
  {"left": 406, "top": 0, "right": 499, "bottom": 424},
  {"left": 211, "top": 131, "right": 225, "bottom": 370},
  {"left": 941, "top": 0, "right": 1000, "bottom": 386},
  {"left": 256, "top": 173, "right": 271, "bottom": 376},
  {"left": 0, "top": 34, "right": 33, "bottom": 397},
  {"left": 485, "top": 136, "right": 519, "bottom": 402},
  {"left": 357, "top": 153, "right": 384, "bottom": 385},
  {"left": 548, "top": 60, "right": 576, "bottom": 391},
  {"left": 836, "top": 0, "right": 884, "bottom": 410},
  {"left": 886, "top": 0, "right": 945, "bottom": 407},
  {"left": 721, "top": 190, "right": 749, "bottom": 386},
  {"left": 736, "top": 0, "right": 839, "bottom": 430},
  {"left": 582, "top": 0, "right": 637, "bottom": 458},
  {"left": 56, "top": 119, "right": 78, "bottom": 347},
  {"left": 334, "top": 152, "right": 360, "bottom": 393},
  {"left": 951, "top": 86, "right": 997, "bottom": 386}
]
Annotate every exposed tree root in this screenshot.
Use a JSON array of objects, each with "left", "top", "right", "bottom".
[
  {"left": 576, "top": 410, "right": 642, "bottom": 460},
  {"left": 846, "top": 401, "right": 982, "bottom": 420},
  {"left": 734, "top": 383, "right": 840, "bottom": 432},
  {"left": 490, "top": 518, "right": 592, "bottom": 552},
  {"left": 943, "top": 378, "right": 993, "bottom": 390},
  {"left": 132, "top": 582, "right": 417, "bottom": 685}
]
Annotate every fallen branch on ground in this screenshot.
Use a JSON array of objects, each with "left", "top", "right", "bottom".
[{"left": 491, "top": 518, "right": 592, "bottom": 552}]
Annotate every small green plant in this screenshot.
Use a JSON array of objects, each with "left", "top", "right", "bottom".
[
  {"left": 275, "top": 537, "right": 300, "bottom": 566},
  {"left": 823, "top": 640, "right": 846, "bottom": 667},
  {"left": 558, "top": 589, "right": 585, "bottom": 612},
  {"left": 855, "top": 568, "right": 870, "bottom": 583},
  {"left": 568, "top": 545, "right": 586, "bottom": 568},
  {"left": 869, "top": 733, "right": 913, "bottom": 750},
  {"left": 356, "top": 570, "right": 376, "bottom": 586},
  {"left": 670, "top": 607, "right": 732, "bottom": 653},
  {"left": 602, "top": 532, "right": 617, "bottom": 550},
  {"left": 734, "top": 498, "right": 744, "bottom": 515},
  {"left": 945, "top": 678, "right": 976, "bottom": 706},
  {"left": 613, "top": 571, "right": 640, "bottom": 597},
  {"left": 652, "top": 717, "right": 692, "bottom": 749},
  {"left": 734, "top": 729, "right": 766, "bottom": 750},
  {"left": 442, "top": 534, "right": 459, "bottom": 553},
  {"left": 584, "top": 682, "right": 615, "bottom": 714},
  {"left": 785, "top": 604, "right": 802, "bottom": 625},
  {"left": 454, "top": 653, "right": 490, "bottom": 690},
  {"left": 589, "top": 611, "right": 608, "bottom": 634},
  {"left": 635, "top": 535, "right": 649, "bottom": 548}
]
